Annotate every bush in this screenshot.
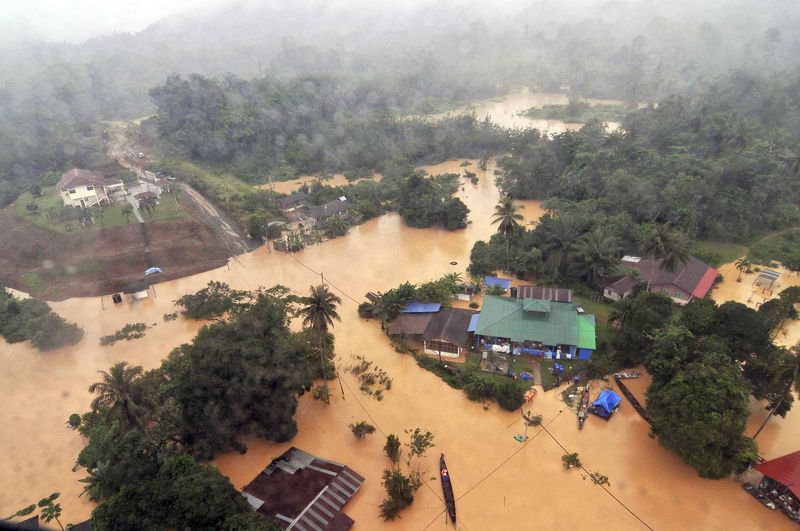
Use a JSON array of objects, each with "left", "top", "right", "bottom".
[
  {"left": 562, "top": 452, "right": 581, "bottom": 469},
  {"left": 349, "top": 421, "right": 376, "bottom": 439},
  {"left": 100, "top": 322, "right": 148, "bottom": 345},
  {"left": 0, "top": 289, "right": 84, "bottom": 351},
  {"left": 384, "top": 434, "right": 401, "bottom": 463},
  {"left": 469, "top": 301, "right": 479, "bottom": 309}
]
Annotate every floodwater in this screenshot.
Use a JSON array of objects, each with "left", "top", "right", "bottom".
[
  {"left": 423, "top": 89, "right": 623, "bottom": 133},
  {"left": 0, "top": 161, "right": 796, "bottom": 530},
  {"left": 261, "top": 173, "right": 383, "bottom": 195}
]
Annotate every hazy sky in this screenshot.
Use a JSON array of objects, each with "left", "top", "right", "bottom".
[{"left": 0, "top": 0, "right": 224, "bottom": 43}]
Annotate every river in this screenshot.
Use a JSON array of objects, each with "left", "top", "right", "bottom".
[{"left": 0, "top": 159, "right": 796, "bottom": 530}]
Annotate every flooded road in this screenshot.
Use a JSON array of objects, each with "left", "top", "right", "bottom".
[
  {"left": 424, "top": 89, "right": 622, "bottom": 133},
  {"left": 0, "top": 161, "right": 796, "bottom": 530}
]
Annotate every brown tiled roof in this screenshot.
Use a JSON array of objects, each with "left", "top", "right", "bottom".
[
  {"left": 58, "top": 168, "right": 122, "bottom": 189},
  {"left": 389, "top": 313, "right": 434, "bottom": 336},
  {"left": 516, "top": 285, "right": 573, "bottom": 302},
  {"left": 423, "top": 308, "right": 473, "bottom": 347},
  {"left": 605, "top": 275, "right": 638, "bottom": 295},
  {"left": 619, "top": 256, "right": 716, "bottom": 298}
]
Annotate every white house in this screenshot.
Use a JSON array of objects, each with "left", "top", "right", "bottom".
[{"left": 58, "top": 169, "right": 126, "bottom": 208}]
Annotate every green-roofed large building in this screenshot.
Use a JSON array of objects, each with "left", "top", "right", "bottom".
[{"left": 475, "top": 295, "right": 596, "bottom": 360}]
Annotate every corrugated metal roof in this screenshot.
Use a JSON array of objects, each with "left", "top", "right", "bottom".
[
  {"left": 754, "top": 450, "right": 800, "bottom": 496},
  {"left": 516, "top": 286, "right": 573, "bottom": 302},
  {"left": 577, "top": 314, "right": 597, "bottom": 349},
  {"left": 484, "top": 276, "right": 511, "bottom": 289},
  {"left": 475, "top": 296, "right": 595, "bottom": 348},
  {"left": 423, "top": 308, "right": 473, "bottom": 347},
  {"left": 522, "top": 299, "right": 551, "bottom": 313},
  {"left": 389, "top": 313, "right": 433, "bottom": 335},
  {"left": 402, "top": 301, "right": 442, "bottom": 313}
]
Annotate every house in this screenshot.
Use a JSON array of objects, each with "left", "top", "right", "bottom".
[
  {"left": 242, "top": 447, "right": 364, "bottom": 530},
  {"left": 514, "top": 285, "right": 573, "bottom": 302},
  {"left": 423, "top": 308, "right": 474, "bottom": 358},
  {"left": 276, "top": 191, "right": 308, "bottom": 213},
  {"left": 751, "top": 450, "right": 800, "bottom": 522},
  {"left": 58, "top": 168, "right": 126, "bottom": 208},
  {"left": 607, "top": 255, "right": 718, "bottom": 305},
  {"left": 455, "top": 283, "right": 477, "bottom": 301},
  {"left": 389, "top": 313, "right": 434, "bottom": 341},
  {"left": 603, "top": 275, "right": 639, "bottom": 302},
  {"left": 306, "top": 197, "right": 350, "bottom": 220},
  {"left": 474, "top": 295, "right": 596, "bottom": 360}
]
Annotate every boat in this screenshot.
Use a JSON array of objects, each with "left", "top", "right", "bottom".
[
  {"left": 439, "top": 453, "right": 457, "bottom": 524},
  {"left": 613, "top": 370, "right": 642, "bottom": 379},
  {"left": 577, "top": 386, "right": 589, "bottom": 429}
]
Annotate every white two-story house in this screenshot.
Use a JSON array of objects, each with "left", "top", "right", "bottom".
[{"left": 58, "top": 169, "right": 127, "bottom": 208}]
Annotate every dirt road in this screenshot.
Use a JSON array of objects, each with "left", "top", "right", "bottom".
[{"left": 106, "top": 120, "right": 250, "bottom": 256}]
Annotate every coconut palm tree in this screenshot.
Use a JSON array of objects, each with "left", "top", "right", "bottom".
[
  {"left": 491, "top": 194, "right": 524, "bottom": 270},
  {"left": 88, "top": 362, "right": 147, "bottom": 429},
  {"left": 570, "top": 228, "right": 621, "bottom": 287},
  {"left": 753, "top": 344, "right": 800, "bottom": 439},
  {"left": 608, "top": 297, "right": 635, "bottom": 329},
  {"left": 539, "top": 214, "right": 587, "bottom": 275},
  {"left": 734, "top": 257, "right": 753, "bottom": 282},
  {"left": 298, "top": 285, "right": 342, "bottom": 401},
  {"left": 640, "top": 223, "right": 690, "bottom": 290}
]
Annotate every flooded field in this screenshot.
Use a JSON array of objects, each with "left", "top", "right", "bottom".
[
  {"left": 1, "top": 160, "right": 796, "bottom": 530},
  {"left": 423, "top": 89, "right": 623, "bottom": 133}
]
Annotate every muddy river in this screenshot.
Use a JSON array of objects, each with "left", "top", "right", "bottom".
[{"left": 1, "top": 159, "right": 796, "bottom": 530}]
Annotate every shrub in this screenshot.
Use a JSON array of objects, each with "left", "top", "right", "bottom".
[
  {"left": 562, "top": 452, "right": 581, "bottom": 469},
  {"left": 384, "top": 434, "right": 401, "bottom": 463},
  {"left": 100, "top": 322, "right": 148, "bottom": 345},
  {"left": 349, "top": 421, "right": 376, "bottom": 438}
]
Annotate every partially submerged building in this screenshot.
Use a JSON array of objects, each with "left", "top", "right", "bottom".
[
  {"left": 276, "top": 191, "right": 309, "bottom": 213},
  {"left": 474, "top": 295, "right": 596, "bottom": 359},
  {"left": 242, "top": 447, "right": 365, "bottom": 530},
  {"left": 604, "top": 255, "right": 717, "bottom": 305},
  {"left": 751, "top": 450, "right": 800, "bottom": 522},
  {"left": 389, "top": 306, "right": 475, "bottom": 358},
  {"left": 306, "top": 197, "right": 350, "bottom": 221}
]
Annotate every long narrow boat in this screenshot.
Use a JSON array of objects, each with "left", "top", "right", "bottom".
[
  {"left": 439, "top": 453, "right": 457, "bottom": 524},
  {"left": 577, "top": 386, "right": 589, "bottom": 429}
]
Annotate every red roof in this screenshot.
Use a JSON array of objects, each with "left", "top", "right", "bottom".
[
  {"left": 619, "top": 256, "right": 716, "bottom": 299},
  {"left": 754, "top": 450, "right": 800, "bottom": 497},
  {"left": 58, "top": 168, "right": 122, "bottom": 189},
  {"left": 692, "top": 266, "right": 718, "bottom": 298}
]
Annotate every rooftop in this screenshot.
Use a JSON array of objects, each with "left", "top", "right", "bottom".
[
  {"left": 516, "top": 285, "right": 573, "bottom": 302},
  {"left": 423, "top": 308, "right": 474, "bottom": 347},
  {"left": 307, "top": 198, "right": 350, "bottom": 219},
  {"left": 389, "top": 313, "right": 434, "bottom": 336},
  {"left": 754, "top": 450, "right": 800, "bottom": 498},
  {"left": 57, "top": 168, "right": 123, "bottom": 190},
  {"left": 475, "top": 295, "right": 596, "bottom": 349},
  {"left": 619, "top": 255, "right": 717, "bottom": 298}
]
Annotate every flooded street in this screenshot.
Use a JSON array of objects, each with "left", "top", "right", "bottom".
[
  {"left": 424, "top": 89, "right": 622, "bottom": 132},
  {"left": 0, "top": 161, "right": 796, "bottom": 530}
]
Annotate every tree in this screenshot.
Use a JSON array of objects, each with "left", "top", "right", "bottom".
[
  {"left": 88, "top": 362, "right": 148, "bottom": 429},
  {"left": 647, "top": 358, "right": 757, "bottom": 478},
  {"left": 734, "top": 257, "right": 753, "bottom": 281},
  {"left": 298, "top": 284, "right": 342, "bottom": 401},
  {"left": 538, "top": 213, "right": 587, "bottom": 275},
  {"left": 639, "top": 223, "right": 690, "bottom": 290},
  {"left": 379, "top": 468, "right": 416, "bottom": 521},
  {"left": 490, "top": 194, "right": 524, "bottom": 270},
  {"left": 285, "top": 230, "right": 304, "bottom": 252},
  {"left": 752, "top": 345, "right": 800, "bottom": 438},
  {"left": 139, "top": 196, "right": 158, "bottom": 219},
  {"left": 384, "top": 434, "right": 401, "bottom": 464},
  {"left": 612, "top": 291, "right": 674, "bottom": 366},
  {"left": 121, "top": 205, "right": 133, "bottom": 223},
  {"left": 8, "top": 493, "right": 65, "bottom": 531},
  {"left": 175, "top": 281, "right": 251, "bottom": 320},
  {"left": 562, "top": 452, "right": 581, "bottom": 469},
  {"left": 570, "top": 228, "right": 620, "bottom": 287},
  {"left": 349, "top": 421, "right": 376, "bottom": 438}
]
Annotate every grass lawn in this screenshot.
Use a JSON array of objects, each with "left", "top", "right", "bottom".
[
  {"left": 691, "top": 240, "right": 747, "bottom": 267},
  {"left": 573, "top": 295, "right": 614, "bottom": 324},
  {"left": 14, "top": 187, "right": 185, "bottom": 234},
  {"left": 540, "top": 358, "right": 585, "bottom": 390}
]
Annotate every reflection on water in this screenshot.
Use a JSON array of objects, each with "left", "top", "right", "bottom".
[{"left": 0, "top": 161, "right": 796, "bottom": 530}]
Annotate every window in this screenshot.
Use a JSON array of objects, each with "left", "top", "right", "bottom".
[
  {"left": 68, "top": 188, "right": 76, "bottom": 194},
  {"left": 426, "top": 340, "right": 459, "bottom": 354},
  {"left": 85, "top": 185, "right": 94, "bottom": 191}
]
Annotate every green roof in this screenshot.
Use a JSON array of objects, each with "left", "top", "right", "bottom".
[{"left": 476, "top": 296, "right": 596, "bottom": 349}]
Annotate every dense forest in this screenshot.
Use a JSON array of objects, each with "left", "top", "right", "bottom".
[{"left": 2, "top": 0, "right": 800, "bottom": 206}]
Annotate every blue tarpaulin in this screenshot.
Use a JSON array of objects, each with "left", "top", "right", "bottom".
[
  {"left": 592, "top": 390, "right": 622, "bottom": 414},
  {"left": 467, "top": 313, "right": 480, "bottom": 332},
  {"left": 402, "top": 301, "right": 442, "bottom": 314},
  {"left": 484, "top": 276, "right": 512, "bottom": 289},
  {"left": 144, "top": 267, "right": 163, "bottom": 276}
]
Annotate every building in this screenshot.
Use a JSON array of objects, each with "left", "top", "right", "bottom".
[
  {"left": 514, "top": 286, "right": 573, "bottom": 302},
  {"left": 423, "top": 308, "right": 474, "bottom": 358},
  {"left": 58, "top": 168, "right": 126, "bottom": 208},
  {"left": 242, "top": 447, "right": 364, "bottom": 530},
  {"left": 389, "top": 312, "right": 434, "bottom": 342},
  {"left": 605, "top": 255, "right": 717, "bottom": 305},
  {"left": 474, "top": 295, "right": 596, "bottom": 360},
  {"left": 603, "top": 275, "right": 639, "bottom": 302},
  {"left": 276, "top": 191, "right": 308, "bottom": 213},
  {"left": 752, "top": 450, "right": 800, "bottom": 522},
  {"left": 306, "top": 197, "right": 350, "bottom": 221},
  {"left": 484, "top": 276, "right": 511, "bottom": 292}
]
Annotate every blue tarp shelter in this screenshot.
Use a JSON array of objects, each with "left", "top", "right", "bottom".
[
  {"left": 592, "top": 390, "right": 621, "bottom": 414},
  {"left": 484, "top": 276, "right": 512, "bottom": 290},
  {"left": 402, "top": 301, "right": 442, "bottom": 314}
]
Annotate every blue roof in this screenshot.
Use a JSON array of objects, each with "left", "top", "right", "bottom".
[
  {"left": 402, "top": 301, "right": 442, "bottom": 314},
  {"left": 467, "top": 313, "right": 480, "bottom": 332},
  {"left": 592, "top": 389, "right": 621, "bottom": 413},
  {"left": 484, "top": 276, "right": 512, "bottom": 289}
]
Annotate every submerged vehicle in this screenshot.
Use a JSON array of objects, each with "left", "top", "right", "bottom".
[{"left": 440, "top": 453, "right": 457, "bottom": 524}]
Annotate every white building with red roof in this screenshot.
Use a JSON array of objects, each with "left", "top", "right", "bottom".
[{"left": 57, "top": 168, "right": 127, "bottom": 208}]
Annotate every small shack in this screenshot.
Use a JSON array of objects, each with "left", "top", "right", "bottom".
[
  {"left": 275, "top": 191, "right": 308, "bottom": 213},
  {"left": 751, "top": 450, "right": 800, "bottom": 521},
  {"left": 589, "top": 389, "right": 621, "bottom": 420},
  {"left": 123, "top": 281, "right": 149, "bottom": 300},
  {"left": 242, "top": 447, "right": 364, "bottom": 530},
  {"left": 754, "top": 269, "right": 781, "bottom": 291},
  {"left": 484, "top": 276, "right": 512, "bottom": 292}
]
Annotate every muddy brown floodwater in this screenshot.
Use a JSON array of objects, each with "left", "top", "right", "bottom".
[{"left": 0, "top": 160, "right": 796, "bottom": 530}]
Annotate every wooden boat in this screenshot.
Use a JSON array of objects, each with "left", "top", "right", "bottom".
[
  {"left": 613, "top": 370, "right": 642, "bottom": 379},
  {"left": 439, "top": 453, "right": 457, "bottom": 524},
  {"left": 577, "top": 386, "right": 589, "bottom": 429}
]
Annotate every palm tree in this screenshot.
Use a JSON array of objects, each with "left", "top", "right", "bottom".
[
  {"left": 298, "top": 285, "right": 342, "bottom": 401},
  {"left": 571, "top": 229, "right": 621, "bottom": 287},
  {"left": 608, "top": 297, "right": 634, "bottom": 329},
  {"left": 121, "top": 205, "right": 133, "bottom": 223},
  {"left": 734, "top": 257, "right": 753, "bottom": 282},
  {"left": 88, "top": 362, "right": 147, "bottom": 429},
  {"left": 753, "top": 345, "right": 800, "bottom": 439},
  {"left": 539, "top": 214, "right": 587, "bottom": 275},
  {"left": 491, "top": 195, "right": 524, "bottom": 270},
  {"left": 640, "top": 223, "right": 690, "bottom": 290}
]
